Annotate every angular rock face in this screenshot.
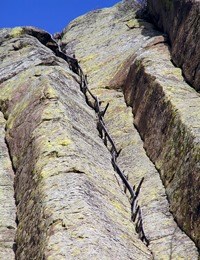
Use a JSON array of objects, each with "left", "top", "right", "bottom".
[
  {"left": 0, "top": 0, "right": 199, "bottom": 259},
  {"left": 62, "top": 0, "right": 199, "bottom": 258},
  {"left": 147, "top": 0, "right": 200, "bottom": 91},
  {"left": 0, "top": 27, "right": 151, "bottom": 259},
  {"left": 123, "top": 39, "right": 200, "bottom": 249},
  {"left": 0, "top": 112, "right": 16, "bottom": 259}
]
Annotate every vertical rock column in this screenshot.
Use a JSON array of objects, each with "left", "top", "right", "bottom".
[
  {"left": 123, "top": 39, "right": 200, "bottom": 250},
  {"left": 147, "top": 0, "right": 200, "bottom": 90},
  {"left": 62, "top": 1, "right": 199, "bottom": 257},
  {"left": 0, "top": 27, "right": 152, "bottom": 259},
  {"left": 0, "top": 112, "right": 16, "bottom": 259}
]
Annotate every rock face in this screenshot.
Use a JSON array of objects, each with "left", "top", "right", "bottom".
[
  {"left": 123, "top": 36, "right": 200, "bottom": 250},
  {"left": 0, "top": 27, "right": 151, "bottom": 259},
  {"left": 0, "top": 0, "right": 199, "bottom": 259},
  {"left": 62, "top": 0, "right": 199, "bottom": 258},
  {"left": 147, "top": 0, "right": 200, "bottom": 91},
  {"left": 0, "top": 112, "right": 16, "bottom": 259}
]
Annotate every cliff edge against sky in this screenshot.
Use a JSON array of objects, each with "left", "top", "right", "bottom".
[{"left": 0, "top": 0, "right": 199, "bottom": 259}]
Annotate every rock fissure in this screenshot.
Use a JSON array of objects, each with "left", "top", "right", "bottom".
[
  {"left": 147, "top": 0, "right": 200, "bottom": 91},
  {"left": 0, "top": 109, "right": 17, "bottom": 259},
  {"left": 169, "top": 57, "right": 198, "bottom": 93},
  {"left": 0, "top": 26, "right": 154, "bottom": 259},
  {"left": 48, "top": 34, "right": 151, "bottom": 248},
  {"left": 0, "top": 0, "right": 199, "bottom": 257},
  {"left": 61, "top": 1, "right": 199, "bottom": 257}
]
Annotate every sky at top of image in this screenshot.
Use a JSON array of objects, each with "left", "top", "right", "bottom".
[{"left": 1, "top": 0, "right": 121, "bottom": 34}]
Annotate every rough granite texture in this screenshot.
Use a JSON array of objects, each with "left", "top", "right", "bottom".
[
  {"left": 0, "top": 0, "right": 199, "bottom": 259},
  {"left": 123, "top": 32, "right": 200, "bottom": 249},
  {"left": 63, "top": 0, "right": 199, "bottom": 258},
  {"left": 0, "top": 27, "right": 151, "bottom": 259},
  {"left": 147, "top": 0, "right": 200, "bottom": 91},
  {"left": 0, "top": 112, "right": 16, "bottom": 260}
]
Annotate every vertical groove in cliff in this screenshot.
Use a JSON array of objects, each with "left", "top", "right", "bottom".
[
  {"left": 76, "top": 64, "right": 151, "bottom": 247},
  {"left": 59, "top": 2, "right": 199, "bottom": 256},
  {"left": 43, "top": 34, "right": 153, "bottom": 255},
  {"left": 0, "top": 109, "right": 16, "bottom": 260},
  {"left": 132, "top": 119, "right": 197, "bottom": 244},
  {"left": 4, "top": 135, "right": 18, "bottom": 258},
  {"left": 147, "top": 0, "right": 200, "bottom": 91}
]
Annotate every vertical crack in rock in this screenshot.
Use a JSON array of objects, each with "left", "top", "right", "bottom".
[
  {"left": 0, "top": 110, "right": 16, "bottom": 260},
  {"left": 70, "top": 62, "right": 151, "bottom": 247},
  {"left": 147, "top": 0, "right": 200, "bottom": 91},
  {"left": 0, "top": 27, "right": 152, "bottom": 259},
  {"left": 123, "top": 40, "right": 200, "bottom": 252},
  {"left": 43, "top": 31, "right": 152, "bottom": 251},
  {"left": 60, "top": 1, "right": 199, "bottom": 258}
]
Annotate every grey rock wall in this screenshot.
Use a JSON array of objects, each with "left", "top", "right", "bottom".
[
  {"left": 0, "top": 27, "right": 151, "bottom": 259},
  {"left": 62, "top": 1, "right": 199, "bottom": 258},
  {"left": 0, "top": 0, "right": 199, "bottom": 258},
  {"left": 147, "top": 0, "right": 200, "bottom": 91}
]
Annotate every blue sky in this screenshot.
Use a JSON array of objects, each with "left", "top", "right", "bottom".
[{"left": 1, "top": 0, "right": 120, "bottom": 34}]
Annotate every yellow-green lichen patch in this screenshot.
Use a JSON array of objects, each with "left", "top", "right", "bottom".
[
  {"left": 58, "top": 138, "right": 72, "bottom": 147},
  {"left": 43, "top": 86, "right": 59, "bottom": 100},
  {"left": 111, "top": 200, "right": 124, "bottom": 212},
  {"left": 6, "top": 99, "right": 29, "bottom": 130},
  {"left": 0, "top": 80, "right": 17, "bottom": 103},
  {"left": 10, "top": 27, "right": 24, "bottom": 38},
  {"left": 40, "top": 103, "right": 65, "bottom": 121},
  {"left": 35, "top": 134, "right": 73, "bottom": 160},
  {"left": 126, "top": 19, "right": 142, "bottom": 28},
  {"left": 80, "top": 53, "right": 98, "bottom": 64}
]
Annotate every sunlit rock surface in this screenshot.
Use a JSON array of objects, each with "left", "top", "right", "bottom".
[
  {"left": 0, "top": 27, "right": 151, "bottom": 259},
  {"left": 0, "top": 112, "right": 16, "bottom": 260},
  {"left": 0, "top": 0, "right": 199, "bottom": 258},
  {"left": 63, "top": 0, "right": 199, "bottom": 258}
]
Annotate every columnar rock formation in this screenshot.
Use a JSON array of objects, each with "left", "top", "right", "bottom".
[
  {"left": 147, "top": 0, "right": 200, "bottom": 91},
  {"left": 0, "top": 0, "right": 199, "bottom": 259}
]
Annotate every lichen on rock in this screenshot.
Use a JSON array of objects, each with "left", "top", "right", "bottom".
[
  {"left": 147, "top": 0, "right": 200, "bottom": 91},
  {"left": 0, "top": 0, "right": 199, "bottom": 259}
]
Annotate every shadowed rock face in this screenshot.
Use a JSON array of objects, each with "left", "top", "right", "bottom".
[
  {"left": 123, "top": 40, "right": 200, "bottom": 249},
  {"left": 147, "top": 0, "right": 200, "bottom": 91},
  {"left": 0, "top": 0, "right": 199, "bottom": 259}
]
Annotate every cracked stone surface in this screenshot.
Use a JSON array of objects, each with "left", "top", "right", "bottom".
[
  {"left": 0, "top": 0, "right": 199, "bottom": 258},
  {"left": 63, "top": 0, "right": 199, "bottom": 258},
  {"left": 0, "top": 27, "right": 151, "bottom": 259},
  {"left": 0, "top": 111, "right": 16, "bottom": 260},
  {"left": 147, "top": 0, "right": 200, "bottom": 91}
]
